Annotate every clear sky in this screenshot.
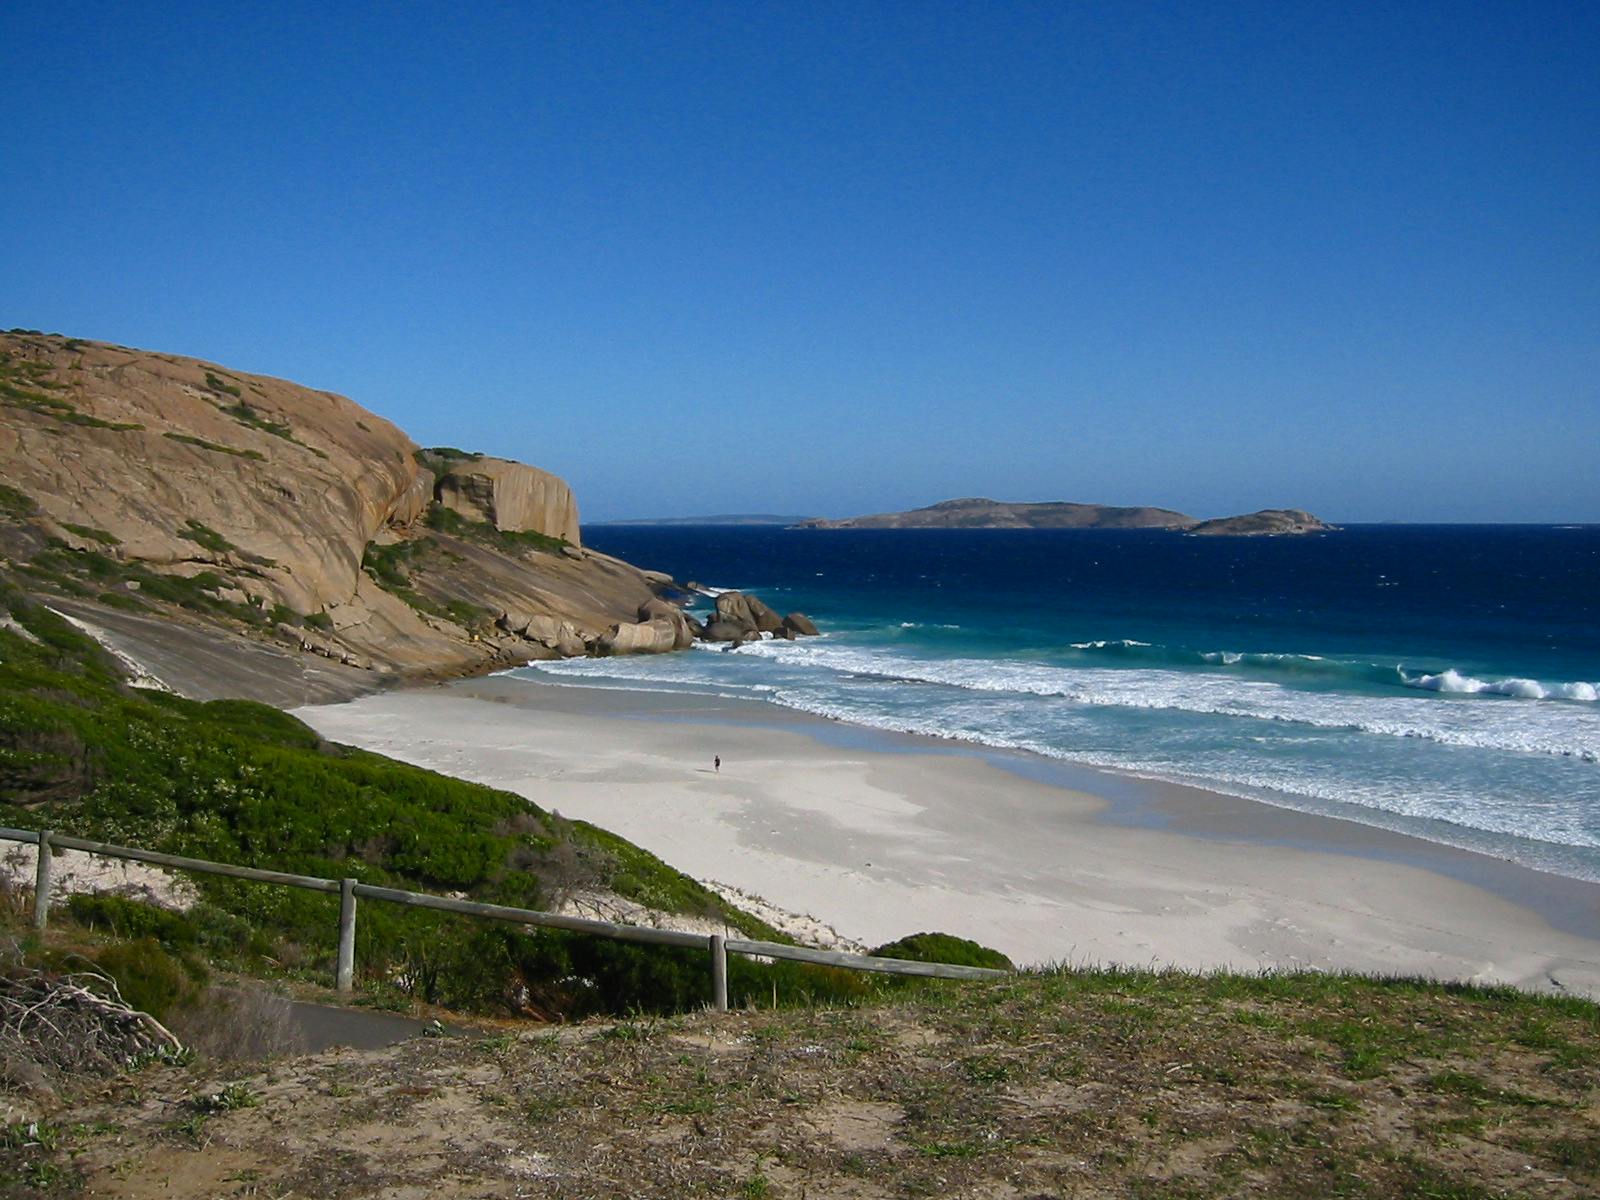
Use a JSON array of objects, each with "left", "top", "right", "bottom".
[{"left": 6, "top": 2, "right": 1597, "bottom": 522}]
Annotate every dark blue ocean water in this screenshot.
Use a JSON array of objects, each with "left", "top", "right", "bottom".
[{"left": 518, "top": 525, "right": 1600, "bottom": 879}]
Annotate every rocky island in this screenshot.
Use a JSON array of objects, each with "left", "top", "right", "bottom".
[
  {"left": 798, "top": 496, "right": 1333, "bottom": 535},
  {"left": 1185, "top": 508, "right": 1336, "bottom": 536}
]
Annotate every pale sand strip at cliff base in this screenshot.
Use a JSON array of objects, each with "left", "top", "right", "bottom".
[{"left": 295, "top": 676, "right": 1600, "bottom": 997}]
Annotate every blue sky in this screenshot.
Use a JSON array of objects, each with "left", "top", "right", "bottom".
[{"left": 6, "top": 2, "right": 1597, "bottom": 522}]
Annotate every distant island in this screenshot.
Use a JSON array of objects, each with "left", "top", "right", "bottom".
[
  {"left": 1186, "top": 509, "right": 1334, "bottom": 537},
  {"left": 796, "top": 497, "right": 1335, "bottom": 536},
  {"left": 593, "top": 513, "right": 817, "bottom": 527}
]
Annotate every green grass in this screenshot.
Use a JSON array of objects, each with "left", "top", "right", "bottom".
[
  {"left": 203, "top": 371, "right": 242, "bottom": 398},
  {"left": 23, "top": 543, "right": 269, "bottom": 627},
  {"left": 177, "top": 519, "right": 233, "bottom": 554},
  {"left": 1, "top": 351, "right": 144, "bottom": 431},
  {"left": 359, "top": 537, "right": 494, "bottom": 628},
  {"left": 0, "top": 483, "right": 39, "bottom": 519},
  {"left": 0, "top": 581, "right": 887, "bottom": 1017},
  {"left": 425, "top": 503, "right": 569, "bottom": 555},
  {"left": 61, "top": 522, "right": 119, "bottom": 544},
  {"left": 210, "top": 394, "right": 329, "bottom": 459},
  {"left": 162, "top": 432, "right": 266, "bottom": 460}
]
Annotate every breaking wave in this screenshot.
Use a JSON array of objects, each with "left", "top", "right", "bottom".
[
  {"left": 1066, "top": 639, "right": 1597, "bottom": 702},
  {"left": 725, "top": 641, "right": 1600, "bottom": 761}
]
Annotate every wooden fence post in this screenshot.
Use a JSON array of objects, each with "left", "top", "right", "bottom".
[
  {"left": 337, "top": 877, "right": 357, "bottom": 993},
  {"left": 32, "top": 830, "right": 54, "bottom": 931},
  {"left": 710, "top": 933, "right": 728, "bottom": 1012}
]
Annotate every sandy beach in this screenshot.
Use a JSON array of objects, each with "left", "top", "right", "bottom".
[{"left": 295, "top": 674, "right": 1600, "bottom": 997}]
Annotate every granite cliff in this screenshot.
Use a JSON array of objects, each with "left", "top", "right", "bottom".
[{"left": 0, "top": 331, "right": 694, "bottom": 701}]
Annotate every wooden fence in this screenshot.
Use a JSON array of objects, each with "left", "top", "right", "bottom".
[{"left": 1, "top": 826, "right": 1008, "bottom": 1011}]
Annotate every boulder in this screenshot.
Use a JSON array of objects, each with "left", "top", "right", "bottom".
[
  {"left": 715, "top": 592, "right": 757, "bottom": 628},
  {"left": 745, "top": 595, "right": 784, "bottom": 634},
  {"left": 701, "top": 617, "right": 755, "bottom": 643},
  {"left": 638, "top": 597, "right": 696, "bottom": 650},
  {"left": 499, "top": 611, "right": 589, "bottom": 657},
  {"left": 715, "top": 590, "right": 784, "bottom": 635},
  {"left": 598, "top": 619, "right": 677, "bottom": 655},
  {"left": 640, "top": 569, "right": 676, "bottom": 589},
  {"left": 783, "top": 612, "right": 819, "bottom": 636},
  {"left": 497, "top": 609, "right": 535, "bottom": 636}
]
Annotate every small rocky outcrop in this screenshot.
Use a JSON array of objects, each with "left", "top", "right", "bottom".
[
  {"left": 1186, "top": 509, "right": 1335, "bottom": 536},
  {"left": 697, "top": 592, "right": 816, "bottom": 646}
]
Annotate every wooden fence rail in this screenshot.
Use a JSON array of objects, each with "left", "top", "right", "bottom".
[{"left": 1, "top": 826, "right": 1008, "bottom": 1011}]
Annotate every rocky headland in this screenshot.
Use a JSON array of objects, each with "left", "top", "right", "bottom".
[
  {"left": 0, "top": 330, "right": 812, "bottom": 702},
  {"left": 798, "top": 496, "right": 1333, "bottom": 535}
]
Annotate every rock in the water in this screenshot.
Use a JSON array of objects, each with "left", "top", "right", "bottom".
[
  {"left": 714, "top": 592, "right": 757, "bottom": 628},
  {"left": 701, "top": 617, "right": 753, "bottom": 643},
  {"left": 745, "top": 596, "right": 784, "bottom": 634},
  {"left": 782, "top": 612, "right": 818, "bottom": 636}
]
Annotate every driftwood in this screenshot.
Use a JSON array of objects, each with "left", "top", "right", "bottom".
[{"left": 1, "top": 963, "right": 184, "bottom": 1087}]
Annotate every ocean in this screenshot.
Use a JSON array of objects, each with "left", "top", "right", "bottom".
[{"left": 512, "top": 525, "right": 1600, "bottom": 882}]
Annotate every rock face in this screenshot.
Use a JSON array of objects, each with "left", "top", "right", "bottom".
[
  {"left": 0, "top": 332, "right": 672, "bottom": 692},
  {"left": 1186, "top": 509, "right": 1335, "bottom": 536},
  {"left": 434, "top": 456, "right": 581, "bottom": 545},
  {"left": 800, "top": 497, "right": 1198, "bottom": 530},
  {"left": 0, "top": 333, "right": 428, "bottom": 615}
]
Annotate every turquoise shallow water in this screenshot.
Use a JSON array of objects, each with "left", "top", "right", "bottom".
[{"left": 514, "top": 525, "right": 1600, "bottom": 881}]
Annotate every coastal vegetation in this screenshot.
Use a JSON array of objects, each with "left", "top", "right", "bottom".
[
  {"left": 161, "top": 431, "right": 266, "bottom": 460},
  {"left": 4, "top": 959, "right": 1594, "bottom": 1196},
  {"left": 423, "top": 502, "right": 569, "bottom": 555},
  {"left": 0, "top": 583, "right": 925, "bottom": 1025}
]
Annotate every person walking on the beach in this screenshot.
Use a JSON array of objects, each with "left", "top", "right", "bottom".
[{"left": 714, "top": 755, "right": 721, "bottom": 773}]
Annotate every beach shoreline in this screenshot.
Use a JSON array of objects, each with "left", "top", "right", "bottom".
[{"left": 294, "top": 673, "right": 1600, "bottom": 997}]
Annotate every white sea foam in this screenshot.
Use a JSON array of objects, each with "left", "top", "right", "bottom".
[
  {"left": 718, "top": 640, "right": 1600, "bottom": 761},
  {"left": 1403, "top": 668, "right": 1599, "bottom": 702}
]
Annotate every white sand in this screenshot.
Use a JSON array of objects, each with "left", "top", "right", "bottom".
[{"left": 296, "top": 679, "right": 1600, "bottom": 997}]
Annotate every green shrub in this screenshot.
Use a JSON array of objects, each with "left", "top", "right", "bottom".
[
  {"left": 68, "top": 894, "right": 197, "bottom": 949},
  {"left": 178, "top": 519, "right": 232, "bottom": 553},
  {"left": 203, "top": 371, "right": 242, "bottom": 397},
  {"left": 869, "top": 932, "right": 1014, "bottom": 971},
  {"left": 424, "top": 505, "right": 568, "bottom": 554},
  {"left": 62, "top": 523, "right": 119, "bottom": 545},
  {"left": 162, "top": 432, "right": 265, "bottom": 460},
  {"left": 93, "top": 937, "right": 202, "bottom": 1019},
  {"left": 0, "top": 484, "right": 39, "bottom": 519}
]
